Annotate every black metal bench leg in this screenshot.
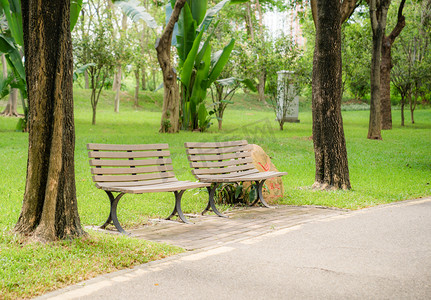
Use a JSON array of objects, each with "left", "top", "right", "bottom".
[
  {"left": 202, "top": 184, "right": 227, "bottom": 218},
  {"left": 251, "top": 180, "right": 272, "bottom": 208},
  {"left": 166, "top": 190, "right": 191, "bottom": 224},
  {"left": 101, "top": 191, "right": 127, "bottom": 234}
]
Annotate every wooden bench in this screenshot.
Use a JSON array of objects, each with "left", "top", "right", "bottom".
[
  {"left": 87, "top": 143, "right": 210, "bottom": 234},
  {"left": 184, "top": 140, "right": 287, "bottom": 217}
]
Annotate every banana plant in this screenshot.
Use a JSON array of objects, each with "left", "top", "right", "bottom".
[
  {"left": 0, "top": 0, "right": 83, "bottom": 131},
  {"left": 170, "top": 0, "right": 247, "bottom": 131}
]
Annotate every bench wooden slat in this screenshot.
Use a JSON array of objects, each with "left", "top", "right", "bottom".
[
  {"left": 189, "top": 157, "right": 253, "bottom": 168},
  {"left": 185, "top": 145, "right": 251, "bottom": 155},
  {"left": 191, "top": 163, "right": 255, "bottom": 175},
  {"left": 187, "top": 152, "right": 251, "bottom": 161},
  {"left": 89, "top": 158, "right": 172, "bottom": 167},
  {"left": 184, "top": 140, "right": 247, "bottom": 148},
  {"left": 88, "top": 150, "right": 170, "bottom": 159},
  {"left": 95, "top": 177, "right": 179, "bottom": 187},
  {"left": 98, "top": 180, "right": 209, "bottom": 194},
  {"left": 92, "top": 171, "right": 175, "bottom": 182},
  {"left": 197, "top": 171, "right": 287, "bottom": 183},
  {"left": 91, "top": 165, "right": 173, "bottom": 175},
  {"left": 196, "top": 169, "right": 260, "bottom": 180},
  {"left": 87, "top": 143, "right": 169, "bottom": 151}
]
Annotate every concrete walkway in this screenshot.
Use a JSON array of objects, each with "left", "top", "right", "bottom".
[{"left": 38, "top": 198, "right": 431, "bottom": 299}]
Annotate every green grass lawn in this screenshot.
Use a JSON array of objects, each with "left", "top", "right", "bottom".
[{"left": 0, "top": 88, "right": 430, "bottom": 298}]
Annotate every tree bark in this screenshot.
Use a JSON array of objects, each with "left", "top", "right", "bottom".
[
  {"left": 15, "top": 0, "right": 85, "bottom": 241},
  {"left": 155, "top": 0, "right": 186, "bottom": 133},
  {"left": 368, "top": 0, "right": 390, "bottom": 140},
  {"left": 113, "top": 66, "right": 121, "bottom": 113},
  {"left": 311, "top": 0, "right": 351, "bottom": 190},
  {"left": 134, "top": 68, "right": 140, "bottom": 107},
  {"left": 380, "top": 0, "right": 406, "bottom": 130}
]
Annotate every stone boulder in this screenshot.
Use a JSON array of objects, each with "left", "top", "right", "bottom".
[{"left": 243, "top": 144, "right": 284, "bottom": 204}]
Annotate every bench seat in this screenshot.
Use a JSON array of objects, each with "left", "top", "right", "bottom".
[
  {"left": 87, "top": 143, "right": 210, "bottom": 234},
  {"left": 185, "top": 140, "right": 287, "bottom": 216}
]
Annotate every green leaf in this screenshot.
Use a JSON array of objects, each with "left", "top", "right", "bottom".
[
  {"left": 188, "top": 0, "right": 207, "bottom": 25},
  {"left": 70, "top": 0, "right": 83, "bottom": 31},
  {"left": 73, "top": 63, "right": 95, "bottom": 82},
  {"left": 114, "top": 0, "right": 158, "bottom": 29},
  {"left": 198, "top": 0, "right": 230, "bottom": 32},
  {"left": 234, "top": 185, "right": 243, "bottom": 199},
  {"left": 238, "top": 78, "right": 257, "bottom": 92},
  {"left": 176, "top": 2, "right": 197, "bottom": 64},
  {"left": 0, "top": 0, "right": 23, "bottom": 46},
  {"left": 0, "top": 35, "right": 25, "bottom": 82},
  {"left": 190, "top": 43, "right": 211, "bottom": 120},
  {"left": 207, "top": 38, "right": 235, "bottom": 85},
  {"left": 180, "top": 29, "right": 204, "bottom": 88}
]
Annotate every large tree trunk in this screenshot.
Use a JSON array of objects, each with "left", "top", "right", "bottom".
[
  {"left": 15, "top": 0, "right": 85, "bottom": 242},
  {"left": 380, "top": 0, "right": 406, "bottom": 130},
  {"left": 155, "top": 0, "right": 186, "bottom": 133},
  {"left": 368, "top": 0, "right": 390, "bottom": 140},
  {"left": 311, "top": 0, "right": 351, "bottom": 190}
]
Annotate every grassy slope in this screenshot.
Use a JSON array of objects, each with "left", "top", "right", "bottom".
[{"left": 0, "top": 88, "right": 430, "bottom": 298}]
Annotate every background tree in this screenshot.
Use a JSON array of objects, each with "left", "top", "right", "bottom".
[
  {"left": 265, "top": 33, "right": 302, "bottom": 130},
  {"left": 73, "top": 0, "right": 116, "bottom": 125},
  {"left": 391, "top": 0, "right": 431, "bottom": 125},
  {"left": 341, "top": 11, "right": 371, "bottom": 101},
  {"left": 367, "top": 0, "right": 391, "bottom": 140},
  {"left": 155, "top": 0, "right": 186, "bottom": 133},
  {"left": 380, "top": 0, "right": 406, "bottom": 130},
  {"left": 14, "top": 0, "right": 86, "bottom": 241}
]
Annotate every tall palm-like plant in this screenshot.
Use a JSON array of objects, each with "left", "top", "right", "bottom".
[{"left": 173, "top": 0, "right": 246, "bottom": 131}]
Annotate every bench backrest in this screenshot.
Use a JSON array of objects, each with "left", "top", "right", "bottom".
[
  {"left": 87, "top": 143, "right": 178, "bottom": 187},
  {"left": 184, "top": 140, "right": 259, "bottom": 180}
]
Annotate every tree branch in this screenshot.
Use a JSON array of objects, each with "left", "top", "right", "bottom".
[{"left": 388, "top": 0, "right": 406, "bottom": 43}]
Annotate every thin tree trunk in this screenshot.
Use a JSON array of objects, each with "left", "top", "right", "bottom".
[
  {"left": 134, "top": 68, "right": 139, "bottom": 107},
  {"left": 84, "top": 70, "right": 89, "bottom": 89},
  {"left": 380, "top": 0, "right": 406, "bottom": 130},
  {"left": 114, "top": 65, "right": 121, "bottom": 113},
  {"left": 401, "top": 98, "right": 405, "bottom": 126},
  {"left": 311, "top": 0, "right": 350, "bottom": 190},
  {"left": 156, "top": 0, "right": 186, "bottom": 133},
  {"left": 15, "top": 0, "right": 85, "bottom": 242},
  {"left": 141, "top": 69, "right": 146, "bottom": 90},
  {"left": 1, "top": 55, "right": 19, "bottom": 117}
]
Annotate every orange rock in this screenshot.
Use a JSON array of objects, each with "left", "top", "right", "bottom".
[{"left": 243, "top": 144, "right": 284, "bottom": 204}]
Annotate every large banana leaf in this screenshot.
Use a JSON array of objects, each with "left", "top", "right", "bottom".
[
  {"left": 180, "top": 28, "right": 203, "bottom": 88},
  {"left": 207, "top": 38, "right": 235, "bottom": 85},
  {"left": 70, "top": 0, "right": 83, "bottom": 31},
  {"left": 189, "top": 43, "right": 211, "bottom": 124},
  {"left": 0, "top": 0, "right": 23, "bottom": 46},
  {"left": 113, "top": 0, "right": 157, "bottom": 29},
  {"left": 187, "top": 0, "right": 207, "bottom": 25},
  {"left": 0, "top": 34, "right": 25, "bottom": 81},
  {"left": 176, "top": 2, "right": 197, "bottom": 64}
]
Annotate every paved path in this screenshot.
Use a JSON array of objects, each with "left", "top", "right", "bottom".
[{"left": 38, "top": 198, "right": 431, "bottom": 299}]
